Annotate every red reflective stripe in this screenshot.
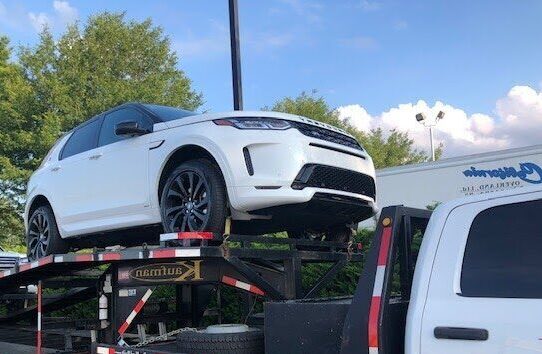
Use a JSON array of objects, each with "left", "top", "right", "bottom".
[
  {"left": 75, "top": 254, "right": 93, "bottom": 262},
  {"left": 133, "top": 299, "right": 146, "bottom": 314},
  {"left": 36, "top": 281, "right": 42, "bottom": 354},
  {"left": 249, "top": 285, "right": 265, "bottom": 296},
  {"left": 368, "top": 296, "right": 381, "bottom": 348},
  {"left": 221, "top": 276, "right": 265, "bottom": 296},
  {"left": 118, "top": 321, "right": 129, "bottom": 335},
  {"left": 102, "top": 253, "right": 121, "bottom": 261},
  {"left": 221, "top": 275, "right": 237, "bottom": 287},
  {"left": 377, "top": 227, "right": 392, "bottom": 266},
  {"left": 19, "top": 263, "right": 31, "bottom": 272},
  {"left": 177, "top": 232, "right": 213, "bottom": 240},
  {"left": 152, "top": 249, "right": 176, "bottom": 258},
  {"left": 38, "top": 256, "right": 53, "bottom": 266}
]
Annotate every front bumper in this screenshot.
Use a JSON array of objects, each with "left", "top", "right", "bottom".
[{"left": 214, "top": 125, "right": 376, "bottom": 213}]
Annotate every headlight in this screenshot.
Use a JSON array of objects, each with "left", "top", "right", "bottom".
[{"left": 213, "top": 118, "right": 291, "bottom": 130}]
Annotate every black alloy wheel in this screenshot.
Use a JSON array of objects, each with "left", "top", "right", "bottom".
[
  {"left": 163, "top": 170, "right": 210, "bottom": 231},
  {"left": 27, "top": 211, "right": 50, "bottom": 259},
  {"left": 161, "top": 159, "right": 227, "bottom": 234},
  {"left": 26, "top": 205, "right": 68, "bottom": 260}
]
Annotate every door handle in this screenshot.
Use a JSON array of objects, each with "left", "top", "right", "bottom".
[
  {"left": 434, "top": 327, "right": 488, "bottom": 341},
  {"left": 51, "top": 166, "right": 61, "bottom": 172},
  {"left": 89, "top": 153, "right": 103, "bottom": 160}
]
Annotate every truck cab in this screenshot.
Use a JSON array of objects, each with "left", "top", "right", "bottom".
[{"left": 406, "top": 186, "right": 542, "bottom": 354}]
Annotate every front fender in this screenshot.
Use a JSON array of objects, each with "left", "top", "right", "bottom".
[{"left": 150, "top": 135, "right": 237, "bottom": 208}]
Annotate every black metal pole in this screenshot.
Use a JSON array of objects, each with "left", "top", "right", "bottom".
[{"left": 228, "top": 0, "right": 243, "bottom": 110}]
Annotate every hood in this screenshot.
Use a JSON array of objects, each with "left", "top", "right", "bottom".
[{"left": 154, "top": 110, "right": 356, "bottom": 139}]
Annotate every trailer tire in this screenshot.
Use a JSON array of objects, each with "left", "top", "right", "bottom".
[{"left": 177, "top": 329, "right": 264, "bottom": 354}]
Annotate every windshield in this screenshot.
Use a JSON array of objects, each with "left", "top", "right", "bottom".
[{"left": 143, "top": 104, "right": 197, "bottom": 122}]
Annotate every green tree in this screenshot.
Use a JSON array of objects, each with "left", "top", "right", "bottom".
[
  {"left": 0, "top": 13, "right": 203, "bottom": 248},
  {"left": 268, "top": 91, "right": 439, "bottom": 168},
  {"left": 266, "top": 90, "right": 351, "bottom": 131},
  {"left": 0, "top": 35, "right": 39, "bottom": 249}
]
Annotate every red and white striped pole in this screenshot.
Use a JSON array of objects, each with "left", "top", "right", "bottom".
[{"left": 36, "top": 280, "right": 42, "bottom": 354}]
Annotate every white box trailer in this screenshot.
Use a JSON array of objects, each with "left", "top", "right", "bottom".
[{"left": 362, "top": 144, "right": 542, "bottom": 227}]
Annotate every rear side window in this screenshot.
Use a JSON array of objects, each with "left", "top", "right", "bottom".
[
  {"left": 461, "top": 199, "right": 542, "bottom": 298},
  {"left": 61, "top": 118, "right": 101, "bottom": 160}
]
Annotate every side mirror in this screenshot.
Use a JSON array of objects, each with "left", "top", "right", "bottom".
[{"left": 115, "top": 120, "right": 148, "bottom": 137}]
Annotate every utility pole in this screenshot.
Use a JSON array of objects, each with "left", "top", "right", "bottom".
[{"left": 228, "top": 0, "right": 243, "bottom": 110}]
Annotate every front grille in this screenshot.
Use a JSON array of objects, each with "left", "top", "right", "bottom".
[
  {"left": 0, "top": 257, "right": 19, "bottom": 270},
  {"left": 292, "top": 164, "right": 376, "bottom": 200},
  {"left": 291, "top": 122, "right": 363, "bottom": 151}
]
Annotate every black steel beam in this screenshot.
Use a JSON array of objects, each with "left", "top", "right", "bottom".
[
  {"left": 226, "top": 256, "right": 285, "bottom": 300},
  {"left": 0, "top": 286, "right": 96, "bottom": 322},
  {"left": 304, "top": 260, "right": 348, "bottom": 299}
]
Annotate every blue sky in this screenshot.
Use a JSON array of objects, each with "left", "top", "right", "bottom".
[{"left": 1, "top": 0, "right": 542, "bottom": 157}]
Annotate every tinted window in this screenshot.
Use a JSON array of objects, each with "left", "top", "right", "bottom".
[
  {"left": 461, "top": 199, "right": 542, "bottom": 298},
  {"left": 98, "top": 108, "right": 152, "bottom": 146},
  {"left": 61, "top": 118, "right": 101, "bottom": 159},
  {"left": 142, "top": 104, "right": 196, "bottom": 122}
]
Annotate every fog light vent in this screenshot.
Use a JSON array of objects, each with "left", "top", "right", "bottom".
[{"left": 243, "top": 147, "right": 254, "bottom": 176}]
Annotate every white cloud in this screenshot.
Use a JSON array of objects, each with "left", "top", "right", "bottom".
[
  {"left": 393, "top": 20, "right": 408, "bottom": 30},
  {"left": 24, "top": 1, "right": 78, "bottom": 33},
  {"left": 246, "top": 32, "right": 294, "bottom": 52},
  {"left": 340, "top": 36, "right": 377, "bottom": 50},
  {"left": 337, "top": 85, "right": 542, "bottom": 158},
  {"left": 279, "top": 0, "right": 323, "bottom": 23},
  {"left": 359, "top": 0, "right": 381, "bottom": 11},
  {"left": 174, "top": 20, "right": 229, "bottom": 60},
  {"left": 53, "top": 0, "right": 78, "bottom": 24},
  {"left": 28, "top": 12, "right": 51, "bottom": 32}
]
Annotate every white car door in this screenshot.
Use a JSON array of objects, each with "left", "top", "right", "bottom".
[
  {"left": 49, "top": 117, "right": 104, "bottom": 236},
  {"left": 88, "top": 107, "right": 155, "bottom": 232},
  {"left": 421, "top": 193, "right": 542, "bottom": 354}
]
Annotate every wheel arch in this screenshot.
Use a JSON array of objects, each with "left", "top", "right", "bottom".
[
  {"left": 27, "top": 195, "right": 52, "bottom": 219},
  {"left": 157, "top": 144, "right": 228, "bottom": 204},
  {"left": 25, "top": 194, "right": 54, "bottom": 231}
]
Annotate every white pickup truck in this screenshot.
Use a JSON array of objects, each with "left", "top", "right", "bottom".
[{"left": 266, "top": 186, "right": 542, "bottom": 354}]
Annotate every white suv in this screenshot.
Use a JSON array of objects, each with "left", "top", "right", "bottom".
[{"left": 24, "top": 103, "right": 376, "bottom": 259}]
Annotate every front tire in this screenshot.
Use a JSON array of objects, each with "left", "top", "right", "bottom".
[
  {"left": 26, "top": 205, "right": 68, "bottom": 260},
  {"left": 160, "top": 159, "right": 227, "bottom": 233}
]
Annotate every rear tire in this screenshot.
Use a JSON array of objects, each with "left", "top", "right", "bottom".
[
  {"left": 160, "top": 159, "right": 227, "bottom": 233},
  {"left": 26, "top": 205, "right": 68, "bottom": 260}
]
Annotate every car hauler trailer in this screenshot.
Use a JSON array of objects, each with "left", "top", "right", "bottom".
[
  {"left": 0, "top": 227, "right": 364, "bottom": 353},
  {"left": 0, "top": 186, "right": 539, "bottom": 353}
]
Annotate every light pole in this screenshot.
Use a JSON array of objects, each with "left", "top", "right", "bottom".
[
  {"left": 415, "top": 111, "right": 445, "bottom": 161},
  {"left": 228, "top": 0, "right": 243, "bottom": 110}
]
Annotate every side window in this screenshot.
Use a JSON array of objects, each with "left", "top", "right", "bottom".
[
  {"left": 461, "top": 199, "right": 542, "bottom": 298},
  {"left": 61, "top": 118, "right": 101, "bottom": 160},
  {"left": 98, "top": 108, "right": 152, "bottom": 147}
]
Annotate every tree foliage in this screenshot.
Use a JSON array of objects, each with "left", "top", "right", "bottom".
[
  {"left": 0, "top": 13, "right": 202, "bottom": 248},
  {"left": 268, "top": 91, "right": 439, "bottom": 168}
]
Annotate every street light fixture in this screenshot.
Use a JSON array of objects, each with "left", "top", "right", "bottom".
[{"left": 415, "top": 111, "right": 445, "bottom": 161}]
